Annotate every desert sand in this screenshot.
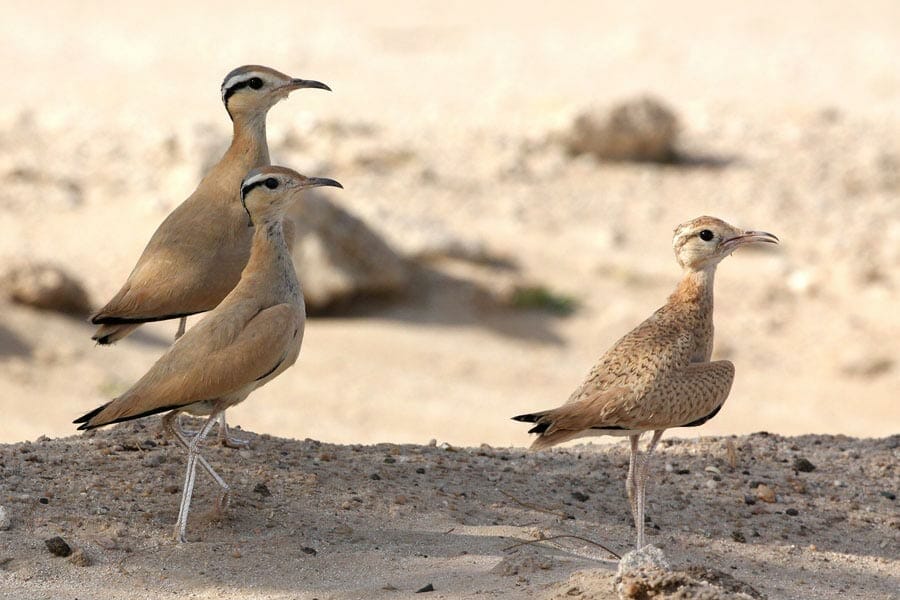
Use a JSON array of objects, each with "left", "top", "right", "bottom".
[{"left": 0, "top": 1, "right": 898, "bottom": 598}]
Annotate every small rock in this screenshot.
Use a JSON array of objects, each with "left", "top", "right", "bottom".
[
  {"left": 67, "top": 548, "right": 92, "bottom": 567},
  {"left": 45, "top": 536, "right": 72, "bottom": 557},
  {"left": 1, "top": 262, "right": 92, "bottom": 315},
  {"left": 785, "top": 508, "right": 799, "bottom": 516},
  {"left": 38, "top": 497, "right": 49, "bottom": 505},
  {"left": 756, "top": 484, "right": 777, "bottom": 503},
  {"left": 704, "top": 465, "right": 721, "bottom": 475},
  {"left": 394, "top": 495, "right": 408, "bottom": 505},
  {"left": 879, "top": 491, "right": 896, "bottom": 500},
  {"left": 0, "top": 506, "right": 11, "bottom": 531},
  {"left": 286, "top": 190, "right": 409, "bottom": 314},
  {"left": 793, "top": 457, "right": 816, "bottom": 472},
  {"left": 617, "top": 545, "right": 670, "bottom": 576},
  {"left": 370, "top": 473, "right": 381, "bottom": 480},
  {"left": 415, "top": 467, "right": 426, "bottom": 474},
  {"left": 301, "top": 546, "right": 317, "bottom": 556},
  {"left": 253, "top": 483, "right": 271, "bottom": 497},
  {"left": 571, "top": 491, "right": 590, "bottom": 502},
  {"left": 743, "top": 495, "right": 757, "bottom": 505},
  {"left": 705, "top": 479, "right": 718, "bottom": 490},
  {"left": 415, "top": 583, "right": 435, "bottom": 593},
  {"left": 141, "top": 454, "right": 163, "bottom": 468},
  {"left": 561, "top": 96, "right": 680, "bottom": 162},
  {"left": 731, "top": 530, "right": 746, "bottom": 543}
]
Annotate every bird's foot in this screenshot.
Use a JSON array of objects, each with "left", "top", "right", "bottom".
[
  {"left": 218, "top": 432, "right": 250, "bottom": 449},
  {"left": 214, "top": 491, "right": 231, "bottom": 516}
]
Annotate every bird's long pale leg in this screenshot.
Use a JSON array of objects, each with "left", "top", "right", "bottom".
[
  {"left": 174, "top": 317, "right": 187, "bottom": 341},
  {"left": 174, "top": 413, "right": 219, "bottom": 543},
  {"left": 163, "top": 412, "right": 230, "bottom": 513},
  {"left": 626, "top": 434, "right": 641, "bottom": 532},
  {"left": 635, "top": 429, "right": 665, "bottom": 549}
]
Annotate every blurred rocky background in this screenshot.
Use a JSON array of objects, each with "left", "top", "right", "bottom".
[{"left": 0, "top": 0, "right": 897, "bottom": 445}]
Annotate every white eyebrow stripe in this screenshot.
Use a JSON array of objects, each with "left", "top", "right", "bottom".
[
  {"left": 220, "top": 72, "right": 268, "bottom": 99},
  {"left": 242, "top": 171, "right": 275, "bottom": 189}
]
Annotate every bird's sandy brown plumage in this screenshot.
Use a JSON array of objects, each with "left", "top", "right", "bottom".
[
  {"left": 75, "top": 166, "right": 342, "bottom": 542},
  {"left": 513, "top": 215, "right": 777, "bottom": 548},
  {"left": 91, "top": 66, "right": 324, "bottom": 344}
]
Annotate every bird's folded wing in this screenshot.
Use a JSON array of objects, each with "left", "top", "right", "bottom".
[
  {"left": 86, "top": 304, "right": 299, "bottom": 427},
  {"left": 628, "top": 360, "right": 735, "bottom": 430},
  {"left": 567, "top": 327, "right": 693, "bottom": 404}
]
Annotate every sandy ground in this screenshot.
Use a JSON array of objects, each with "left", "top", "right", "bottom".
[
  {"left": 0, "top": 1, "right": 899, "bottom": 597},
  {"left": 0, "top": 426, "right": 898, "bottom": 599}
]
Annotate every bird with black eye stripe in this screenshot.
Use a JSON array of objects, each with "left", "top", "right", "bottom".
[
  {"left": 76, "top": 166, "right": 342, "bottom": 543},
  {"left": 513, "top": 215, "right": 778, "bottom": 551},
  {"left": 88, "top": 65, "right": 330, "bottom": 447}
]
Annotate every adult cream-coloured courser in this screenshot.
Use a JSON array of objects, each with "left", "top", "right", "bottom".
[
  {"left": 91, "top": 65, "right": 329, "bottom": 344},
  {"left": 76, "top": 166, "right": 342, "bottom": 543},
  {"left": 514, "top": 216, "right": 778, "bottom": 550}
]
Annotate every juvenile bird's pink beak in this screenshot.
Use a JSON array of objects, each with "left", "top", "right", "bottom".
[{"left": 721, "top": 230, "right": 779, "bottom": 253}]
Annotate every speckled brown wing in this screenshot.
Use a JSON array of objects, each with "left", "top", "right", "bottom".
[{"left": 566, "top": 311, "right": 695, "bottom": 405}]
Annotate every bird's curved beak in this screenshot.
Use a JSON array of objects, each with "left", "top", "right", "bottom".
[
  {"left": 721, "top": 230, "right": 779, "bottom": 253},
  {"left": 304, "top": 177, "right": 343, "bottom": 190},
  {"left": 281, "top": 78, "right": 332, "bottom": 94}
]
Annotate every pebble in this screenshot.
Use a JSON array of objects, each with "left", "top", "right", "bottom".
[
  {"left": 785, "top": 508, "right": 799, "bottom": 516},
  {"left": 705, "top": 480, "right": 717, "bottom": 490},
  {"left": 731, "top": 530, "right": 747, "bottom": 543},
  {"left": 301, "top": 546, "right": 317, "bottom": 556},
  {"left": 45, "top": 536, "right": 72, "bottom": 557},
  {"left": 0, "top": 506, "right": 11, "bottom": 531},
  {"left": 743, "top": 495, "right": 757, "bottom": 505},
  {"left": 370, "top": 473, "right": 382, "bottom": 480},
  {"left": 879, "top": 491, "right": 896, "bottom": 500},
  {"left": 67, "top": 548, "right": 92, "bottom": 567},
  {"left": 793, "top": 457, "right": 816, "bottom": 472},
  {"left": 141, "top": 454, "right": 163, "bottom": 467},
  {"left": 253, "top": 483, "right": 271, "bottom": 497},
  {"left": 415, "top": 583, "right": 435, "bottom": 593},
  {"left": 704, "top": 466, "right": 721, "bottom": 475},
  {"left": 571, "top": 491, "right": 590, "bottom": 502},
  {"left": 756, "top": 484, "right": 777, "bottom": 503}
]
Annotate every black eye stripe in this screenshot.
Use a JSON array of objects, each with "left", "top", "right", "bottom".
[
  {"left": 240, "top": 177, "right": 280, "bottom": 199},
  {"left": 223, "top": 76, "right": 265, "bottom": 103}
]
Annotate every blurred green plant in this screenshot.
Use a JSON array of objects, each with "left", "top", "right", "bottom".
[{"left": 509, "top": 285, "right": 578, "bottom": 316}]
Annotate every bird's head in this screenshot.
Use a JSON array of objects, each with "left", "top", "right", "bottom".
[
  {"left": 239, "top": 166, "right": 342, "bottom": 227},
  {"left": 220, "top": 65, "right": 330, "bottom": 121},
  {"left": 673, "top": 216, "right": 778, "bottom": 271}
]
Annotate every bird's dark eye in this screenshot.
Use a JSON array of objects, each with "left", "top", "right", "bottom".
[
  {"left": 248, "top": 77, "right": 264, "bottom": 90},
  {"left": 698, "top": 229, "right": 714, "bottom": 241},
  {"left": 264, "top": 178, "right": 279, "bottom": 189}
]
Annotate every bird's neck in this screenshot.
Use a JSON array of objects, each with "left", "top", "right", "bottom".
[
  {"left": 670, "top": 267, "right": 716, "bottom": 313},
  {"left": 226, "top": 113, "right": 271, "bottom": 168},
  {"left": 242, "top": 217, "right": 301, "bottom": 301}
]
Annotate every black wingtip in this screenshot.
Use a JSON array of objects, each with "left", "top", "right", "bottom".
[
  {"left": 73, "top": 402, "right": 110, "bottom": 427},
  {"left": 527, "top": 422, "right": 551, "bottom": 435},
  {"left": 511, "top": 413, "right": 539, "bottom": 423}
]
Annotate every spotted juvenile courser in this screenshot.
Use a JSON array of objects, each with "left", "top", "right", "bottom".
[
  {"left": 90, "top": 65, "right": 329, "bottom": 445},
  {"left": 76, "top": 166, "right": 342, "bottom": 543},
  {"left": 513, "top": 216, "right": 778, "bottom": 550}
]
